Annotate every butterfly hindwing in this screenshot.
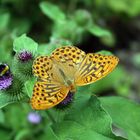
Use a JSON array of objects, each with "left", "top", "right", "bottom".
[
  {"left": 75, "top": 53, "right": 119, "bottom": 86},
  {"left": 31, "top": 81, "right": 70, "bottom": 110}
]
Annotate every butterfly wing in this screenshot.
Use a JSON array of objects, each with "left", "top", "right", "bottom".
[
  {"left": 51, "top": 46, "right": 86, "bottom": 80},
  {"left": 31, "top": 56, "right": 70, "bottom": 110},
  {"left": 31, "top": 81, "right": 70, "bottom": 110},
  {"left": 75, "top": 53, "right": 119, "bottom": 86},
  {"left": 32, "top": 56, "right": 65, "bottom": 83}
]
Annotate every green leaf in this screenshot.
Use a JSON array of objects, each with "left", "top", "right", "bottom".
[
  {"left": 15, "top": 129, "right": 31, "bottom": 140},
  {"left": 40, "top": 1, "right": 66, "bottom": 23},
  {"left": 97, "top": 50, "right": 114, "bottom": 55},
  {"left": 0, "top": 128, "right": 11, "bottom": 140},
  {"left": 87, "top": 24, "right": 112, "bottom": 37},
  {"left": 100, "top": 34, "right": 116, "bottom": 47},
  {"left": 73, "top": 9, "right": 92, "bottom": 28},
  {"left": 100, "top": 97, "right": 140, "bottom": 140},
  {"left": 50, "top": 93, "right": 125, "bottom": 140},
  {"left": 24, "top": 78, "right": 36, "bottom": 98},
  {"left": 39, "top": 126, "right": 59, "bottom": 140},
  {"left": 4, "top": 104, "right": 30, "bottom": 131},
  {"left": 54, "top": 120, "right": 116, "bottom": 140},
  {"left": 0, "top": 110, "right": 5, "bottom": 124},
  {"left": 52, "top": 20, "right": 84, "bottom": 44},
  {"left": 13, "top": 34, "right": 38, "bottom": 54},
  {"left": 0, "top": 93, "right": 14, "bottom": 109}
]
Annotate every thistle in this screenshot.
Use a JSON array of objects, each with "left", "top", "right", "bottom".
[
  {"left": 0, "top": 63, "right": 13, "bottom": 90},
  {"left": 0, "top": 74, "right": 13, "bottom": 90},
  {"left": 18, "top": 50, "right": 33, "bottom": 62},
  {"left": 5, "top": 75, "right": 25, "bottom": 101},
  {"left": 13, "top": 50, "right": 34, "bottom": 81}
]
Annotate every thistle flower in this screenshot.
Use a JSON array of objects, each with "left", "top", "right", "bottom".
[
  {"left": 55, "top": 92, "right": 74, "bottom": 110},
  {"left": 5, "top": 75, "right": 25, "bottom": 101},
  {"left": 14, "top": 50, "right": 34, "bottom": 80},
  {"left": 0, "top": 63, "right": 12, "bottom": 90},
  {"left": 18, "top": 50, "right": 33, "bottom": 62},
  {"left": 27, "top": 112, "right": 41, "bottom": 124},
  {"left": 0, "top": 74, "right": 13, "bottom": 90}
]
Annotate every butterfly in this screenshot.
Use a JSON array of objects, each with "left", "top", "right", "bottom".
[
  {"left": 0, "top": 63, "right": 10, "bottom": 77},
  {"left": 31, "top": 46, "right": 119, "bottom": 110}
]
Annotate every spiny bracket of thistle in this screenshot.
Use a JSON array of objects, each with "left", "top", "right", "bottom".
[
  {"left": 0, "top": 63, "right": 28, "bottom": 103},
  {"left": 3, "top": 75, "right": 28, "bottom": 101},
  {"left": 13, "top": 50, "right": 35, "bottom": 81},
  {"left": 12, "top": 34, "right": 38, "bottom": 81}
]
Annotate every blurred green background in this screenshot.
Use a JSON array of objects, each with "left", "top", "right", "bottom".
[{"left": 0, "top": 0, "right": 140, "bottom": 140}]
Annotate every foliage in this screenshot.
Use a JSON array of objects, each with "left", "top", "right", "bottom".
[{"left": 101, "top": 97, "right": 140, "bottom": 140}]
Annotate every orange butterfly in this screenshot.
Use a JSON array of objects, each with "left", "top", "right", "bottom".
[{"left": 31, "top": 46, "right": 119, "bottom": 110}]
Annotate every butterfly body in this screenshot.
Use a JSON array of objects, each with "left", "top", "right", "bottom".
[{"left": 31, "top": 46, "right": 119, "bottom": 110}]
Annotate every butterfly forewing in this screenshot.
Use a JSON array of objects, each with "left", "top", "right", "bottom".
[
  {"left": 51, "top": 46, "right": 86, "bottom": 80},
  {"left": 32, "top": 56, "right": 65, "bottom": 83},
  {"left": 75, "top": 53, "right": 119, "bottom": 86},
  {"left": 31, "top": 81, "right": 70, "bottom": 110}
]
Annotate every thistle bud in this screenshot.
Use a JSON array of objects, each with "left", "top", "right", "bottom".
[{"left": 18, "top": 50, "right": 33, "bottom": 62}]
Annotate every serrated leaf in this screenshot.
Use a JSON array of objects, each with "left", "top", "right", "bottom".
[
  {"left": 100, "top": 97, "right": 140, "bottom": 140},
  {"left": 13, "top": 34, "right": 38, "bottom": 54},
  {"left": 40, "top": 2, "right": 66, "bottom": 23}
]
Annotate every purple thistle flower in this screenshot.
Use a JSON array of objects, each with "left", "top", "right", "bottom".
[
  {"left": 0, "top": 63, "right": 12, "bottom": 90},
  {"left": 0, "top": 75, "right": 13, "bottom": 90},
  {"left": 27, "top": 112, "right": 41, "bottom": 124},
  {"left": 18, "top": 50, "right": 32, "bottom": 62}
]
